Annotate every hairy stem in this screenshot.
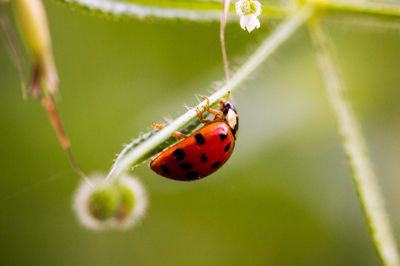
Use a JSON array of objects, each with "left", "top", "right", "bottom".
[
  {"left": 57, "top": 0, "right": 400, "bottom": 21},
  {"left": 220, "top": 0, "right": 231, "bottom": 82},
  {"left": 107, "top": 4, "right": 313, "bottom": 181},
  {"left": 308, "top": 19, "right": 400, "bottom": 266},
  {"left": 316, "top": 0, "right": 400, "bottom": 19},
  {"left": 56, "top": 0, "right": 289, "bottom": 21}
]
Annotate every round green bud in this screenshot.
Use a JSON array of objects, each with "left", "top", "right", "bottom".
[
  {"left": 73, "top": 174, "right": 147, "bottom": 230},
  {"left": 88, "top": 186, "right": 119, "bottom": 221},
  {"left": 114, "top": 183, "right": 136, "bottom": 221}
]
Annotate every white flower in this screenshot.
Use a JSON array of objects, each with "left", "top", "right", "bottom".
[
  {"left": 73, "top": 173, "right": 148, "bottom": 231},
  {"left": 240, "top": 14, "right": 260, "bottom": 32},
  {"left": 235, "top": 0, "right": 262, "bottom": 33}
]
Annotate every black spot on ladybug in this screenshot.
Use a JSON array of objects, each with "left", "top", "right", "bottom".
[
  {"left": 195, "top": 133, "right": 206, "bottom": 145},
  {"left": 219, "top": 133, "right": 228, "bottom": 141},
  {"left": 173, "top": 148, "right": 185, "bottom": 161},
  {"left": 200, "top": 153, "right": 208, "bottom": 162},
  {"left": 161, "top": 165, "right": 170, "bottom": 175},
  {"left": 224, "top": 142, "right": 231, "bottom": 152},
  {"left": 185, "top": 171, "right": 199, "bottom": 180},
  {"left": 179, "top": 162, "right": 192, "bottom": 170},
  {"left": 211, "top": 161, "right": 221, "bottom": 169}
]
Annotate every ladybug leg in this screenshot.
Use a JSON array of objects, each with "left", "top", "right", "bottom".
[
  {"left": 151, "top": 122, "right": 165, "bottom": 130},
  {"left": 217, "top": 91, "right": 232, "bottom": 108},
  {"left": 151, "top": 122, "right": 187, "bottom": 139},
  {"left": 218, "top": 97, "right": 227, "bottom": 105},
  {"left": 172, "top": 131, "right": 187, "bottom": 139},
  {"left": 195, "top": 107, "right": 213, "bottom": 124},
  {"left": 201, "top": 96, "right": 224, "bottom": 121}
]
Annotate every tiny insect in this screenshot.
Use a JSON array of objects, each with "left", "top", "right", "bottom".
[{"left": 150, "top": 97, "right": 239, "bottom": 181}]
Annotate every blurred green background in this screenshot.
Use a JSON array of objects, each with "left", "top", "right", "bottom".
[{"left": 0, "top": 1, "right": 399, "bottom": 265}]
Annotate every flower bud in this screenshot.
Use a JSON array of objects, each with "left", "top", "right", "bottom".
[
  {"left": 73, "top": 174, "right": 148, "bottom": 230},
  {"left": 110, "top": 176, "right": 147, "bottom": 229},
  {"left": 87, "top": 186, "right": 119, "bottom": 221},
  {"left": 235, "top": 0, "right": 262, "bottom": 33}
]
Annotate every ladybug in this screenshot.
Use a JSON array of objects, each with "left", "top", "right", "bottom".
[{"left": 150, "top": 97, "right": 239, "bottom": 181}]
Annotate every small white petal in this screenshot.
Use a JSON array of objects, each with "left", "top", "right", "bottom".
[
  {"left": 240, "top": 16, "right": 247, "bottom": 30},
  {"left": 253, "top": 1, "right": 262, "bottom": 16},
  {"left": 235, "top": 0, "right": 245, "bottom": 16},
  {"left": 254, "top": 16, "right": 261, "bottom": 29},
  {"left": 240, "top": 14, "right": 260, "bottom": 32}
]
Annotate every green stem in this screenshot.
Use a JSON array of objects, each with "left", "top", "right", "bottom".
[
  {"left": 56, "top": 0, "right": 289, "bottom": 20},
  {"left": 308, "top": 19, "right": 400, "bottom": 266},
  {"left": 315, "top": 0, "right": 400, "bottom": 18},
  {"left": 107, "top": 4, "right": 313, "bottom": 181},
  {"left": 57, "top": 0, "right": 400, "bottom": 21},
  {"left": 220, "top": 0, "right": 231, "bottom": 82}
]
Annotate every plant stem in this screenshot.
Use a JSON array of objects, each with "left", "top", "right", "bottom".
[
  {"left": 58, "top": 0, "right": 400, "bottom": 21},
  {"left": 107, "top": 4, "right": 313, "bottom": 181},
  {"left": 220, "top": 0, "right": 231, "bottom": 82},
  {"left": 308, "top": 19, "right": 400, "bottom": 266},
  {"left": 56, "top": 0, "right": 289, "bottom": 21},
  {"left": 316, "top": 0, "right": 400, "bottom": 19},
  {"left": 42, "top": 96, "right": 90, "bottom": 183}
]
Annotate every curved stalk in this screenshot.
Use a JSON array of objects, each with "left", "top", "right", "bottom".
[
  {"left": 56, "top": 0, "right": 289, "bottom": 20},
  {"left": 57, "top": 0, "right": 400, "bottom": 21},
  {"left": 308, "top": 19, "right": 400, "bottom": 266},
  {"left": 220, "top": 0, "right": 231, "bottom": 82},
  {"left": 315, "top": 1, "right": 400, "bottom": 19},
  {"left": 107, "top": 4, "right": 313, "bottom": 181}
]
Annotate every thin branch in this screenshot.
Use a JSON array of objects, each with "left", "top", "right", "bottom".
[
  {"left": 107, "top": 141, "right": 135, "bottom": 180},
  {"left": 316, "top": 0, "right": 400, "bottom": 18},
  {"left": 308, "top": 19, "right": 400, "bottom": 266},
  {"left": 107, "top": 4, "right": 313, "bottom": 181},
  {"left": 42, "top": 97, "right": 90, "bottom": 183},
  {"left": 327, "top": 14, "right": 400, "bottom": 30},
  {"left": 56, "top": 0, "right": 289, "bottom": 21},
  {"left": 220, "top": 0, "right": 230, "bottom": 82},
  {"left": 57, "top": 0, "right": 400, "bottom": 21}
]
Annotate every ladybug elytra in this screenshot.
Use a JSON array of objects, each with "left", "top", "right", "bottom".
[{"left": 150, "top": 97, "right": 239, "bottom": 181}]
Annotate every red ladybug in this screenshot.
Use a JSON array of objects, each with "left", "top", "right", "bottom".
[{"left": 150, "top": 98, "right": 239, "bottom": 181}]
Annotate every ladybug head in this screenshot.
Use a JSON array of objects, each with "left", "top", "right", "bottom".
[{"left": 219, "top": 100, "right": 239, "bottom": 139}]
